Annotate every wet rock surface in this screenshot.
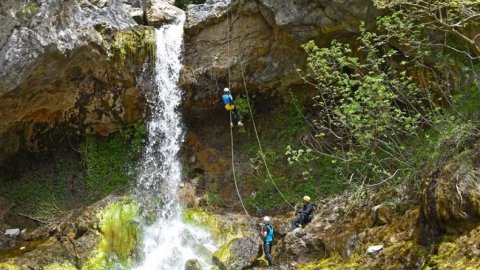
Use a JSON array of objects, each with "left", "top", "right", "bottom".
[{"left": 213, "top": 236, "right": 262, "bottom": 270}]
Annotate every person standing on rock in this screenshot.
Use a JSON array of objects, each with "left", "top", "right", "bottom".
[
  {"left": 291, "top": 196, "right": 314, "bottom": 230},
  {"left": 222, "top": 87, "right": 244, "bottom": 128},
  {"left": 260, "top": 216, "right": 274, "bottom": 268}
]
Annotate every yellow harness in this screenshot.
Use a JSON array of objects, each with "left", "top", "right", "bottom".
[{"left": 225, "top": 104, "right": 235, "bottom": 111}]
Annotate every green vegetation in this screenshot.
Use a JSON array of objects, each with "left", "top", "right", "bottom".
[
  {"left": 82, "top": 123, "right": 146, "bottom": 194},
  {"left": 110, "top": 28, "right": 156, "bottom": 66},
  {"left": 240, "top": 101, "right": 348, "bottom": 213},
  {"left": 44, "top": 262, "right": 78, "bottom": 270},
  {"left": 183, "top": 208, "right": 248, "bottom": 243},
  {"left": 0, "top": 263, "right": 21, "bottom": 270},
  {"left": 1, "top": 123, "right": 146, "bottom": 221},
  {"left": 82, "top": 199, "right": 140, "bottom": 270},
  {"left": 239, "top": 1, "right": 480, "bottom": 213},
  {"left": 2, "top": 152, "right": 86, "bottom": 221},
  {"left": 16, "top": 2, "right": 37, "bottom": 20}
]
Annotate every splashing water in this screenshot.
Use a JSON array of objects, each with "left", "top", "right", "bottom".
[{"left": 135, "top": 16, "right": 216, "bottom": 270}]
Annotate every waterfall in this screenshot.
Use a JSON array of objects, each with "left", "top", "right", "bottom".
[{"left": 135, "top": 15, "right": 216, "bottom": 270}]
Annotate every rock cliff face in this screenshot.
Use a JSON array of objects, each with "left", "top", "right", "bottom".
[
  {"left": 0, "top": 0, "right": 156, "bottom": 161},
  {"left": 181, "top": 0, "right": 380, "bottom": 113}
]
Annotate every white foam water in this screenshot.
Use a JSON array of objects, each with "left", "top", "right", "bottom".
[{"left": 135, "top": 15, "right": 216, "bottom": 270}]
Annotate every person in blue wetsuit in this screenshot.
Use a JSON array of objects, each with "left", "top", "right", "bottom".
[
  {"left": 291, "top": 195, "right": 314, "bottom": 230},
  {"left": 222, "top": 87, "right": 243, "bottom": 127},
  {"left": 260, "top": 216, "right": 274, "bottom": 268}
]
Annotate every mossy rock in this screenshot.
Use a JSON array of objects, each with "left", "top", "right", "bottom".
[
  {"left": 81, "top": 198, "right": 140, "bottom": 270},
  {"left": 185, "top": 259, "right": 202, "bottom": 270},
  {"left": 44, "top": 261, "right": 78, "bottom": 270},
  {"left": 212, "top": 237, "right": 261, "bottom": 270},
  {"left": 182, "top": 208, "right": 254, "bottom": 244},
  {"left": 0, "top": 263, "right": 22, "bottom": 270},
  {"left": 109, "top": 27, "right": 156, "bottom": 66}
]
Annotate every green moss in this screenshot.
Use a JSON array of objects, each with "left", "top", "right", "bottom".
[
  {"left": 298, "top": 255, "right": 359, "bottom": 270},
  {"left": 182, "top": 208, "right": 247, "bottom": 244},
  {"left": 0, "top": 263, "right": 21, "bottom": 270},
  {"left": 16, "top": 2, "right": 37, "bottom": 20},
  {"left": 82, "top": 123, "right": 146, "bottom": 193},
  {"left": 110, "top": 28, "right": 156, "bottom": 66},
  {"left": 44, "top": 261, "right": 78, "bottom": 270},
  {"left": 212, "top": 240, "right": 233, "bottom": 266},
  {"left": 82, "top": 198, "right": 140, "bottom": 270},
  {"left": 2, "top": 153, "right": 86, "bottom": 220}
]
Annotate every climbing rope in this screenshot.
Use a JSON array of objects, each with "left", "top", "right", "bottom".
[
  {"left": 229, "top": 110, "right": 255, "bottom": 222},
  {"left": 239, "top": 63, "right": 296, "bottom": 210},
  {"left": 226, "top": 5, "right": 232, "bottom": 89},
  {"left": 222, "top": 4, "right": 295, "bottom": 213},
  {"left": 223, "top": 6, "right": 256, "bottom": 223}
]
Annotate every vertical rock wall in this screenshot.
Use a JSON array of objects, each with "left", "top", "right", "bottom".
[{"left": 0, "top": 0, "right": 156, "bottom": 161}]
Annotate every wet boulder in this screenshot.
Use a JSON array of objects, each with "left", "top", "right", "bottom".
[
  {"left": 212, "top": 236, "right": 261, "bottom": 270},
  {"left": 185, "top": 259, "right": 202, "bottom": 270}
]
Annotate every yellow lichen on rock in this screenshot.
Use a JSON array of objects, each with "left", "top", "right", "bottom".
[
  {"left": 182, "top": 208, "right": 252, "bottom": 245},
  {"left": 81, "top": 198, "right": 140, "bottom": 270},
  {"left": 110, "top": 27, "right": 156, "bottom": 67},
  {"left": 0, "top": 263, "right": 21, "bottom": 270},
  {"left": 43, "top": 261, "right": 78, "bottom": 270}
]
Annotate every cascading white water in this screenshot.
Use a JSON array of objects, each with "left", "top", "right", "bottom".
[{"left": 135, "top": 16, "right": 216, "bottom": 270}]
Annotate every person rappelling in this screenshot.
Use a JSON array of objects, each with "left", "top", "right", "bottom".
[
  {"left": 291, "top": 196, "right": 314, "bottom": 230},
  {"left": 259, "top": 216, "right": 274, "bottom": 268},
  {"left": 222, "top": 87, "right": 244, "bottom": 127}
]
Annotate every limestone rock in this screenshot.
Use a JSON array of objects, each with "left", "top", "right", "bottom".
[
  {"left": 178, "top": 180, "right": 207, "bottom": 207},
  {"left": 144, "top": 0, "right": 185, "bottom": 27},
  {"left": 283, "top": 228, "right": 326, "bottom": 261},
  {"left": 371, "top": 204, "right": 393, "bottom": 226},
  {"left": 182, "top": 0, "right": 380, "bottom": 113},
  {"left": 0, "top": 0, "right": 152, "bottom": 161},
  {"left": 186, "top": 0, "right": 231, "bottom": 33},
  {"left": 212, "top": 236, "right": 262, "bottom": 270},
  {"left": 130, "top": 8, "right": 146, "bottom": 25},
  {"left": 419, "top": 146, "right": 480, "bottom": 243}
]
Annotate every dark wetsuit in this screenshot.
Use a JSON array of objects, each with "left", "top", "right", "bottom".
[
  {"left": 291, "top": 202, "right": 314, "bottom": 230},
  {"left": 262, "top": 224, "right": 274, "bottom": 267}
]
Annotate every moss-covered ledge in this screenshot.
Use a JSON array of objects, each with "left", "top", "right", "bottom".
[
  {"left": 81, "top": 197, "right": 141, "bottom": 270},
  {"left": 182, "top": 208, "right": 255, "bottom": 245}
]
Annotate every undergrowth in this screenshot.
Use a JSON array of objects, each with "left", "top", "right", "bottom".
[
  {"left": 82, "top": 123, "right": 146, "bottom": 194},
  {"left": 1, "top": 123, "right": 146, "bottom": 220}
]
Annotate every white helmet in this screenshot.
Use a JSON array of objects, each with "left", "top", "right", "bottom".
[
  {"left": 224, "top": 87, "right": 230, "bottom": 92},
  {"left": 263, "top": 216, "right": 271, "bottom": 223}
]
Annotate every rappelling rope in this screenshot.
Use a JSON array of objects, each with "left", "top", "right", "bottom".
[
  {"left": 229, "top": 110, "right": 255, "bottom": 222},
  {"left": 226, "top": 4, "right": 232, "bottom": 90},
  {"left": 227, "top": 5, "right": 294, "bottom": 210},
  {"left": 224, "top": 6, "right": 256, "bottom": 223},
  {"left": 239, "top": 63, "right": 296, "bottom": 210},
  {"left": 223, "top": 3, "right": 295, "bottom": 211}
]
